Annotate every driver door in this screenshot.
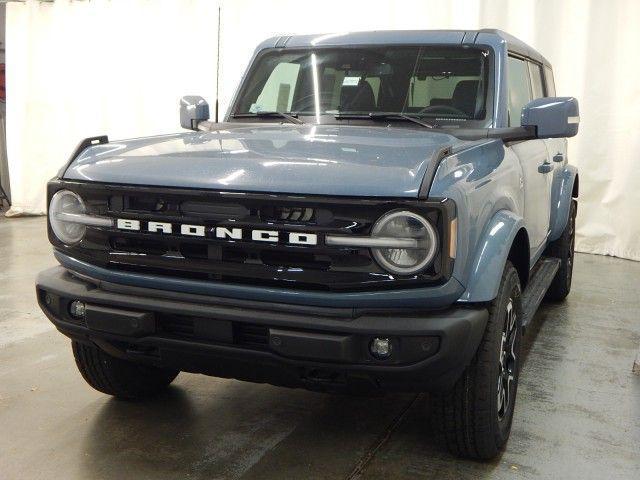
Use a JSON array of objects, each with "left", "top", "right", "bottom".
[{"left": 506, "top": 55, "right": 552, "bottom": 262}]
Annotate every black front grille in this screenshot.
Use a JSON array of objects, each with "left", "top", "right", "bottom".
[{"left": 49, "top": 180, "right": 455, "bottom": 291}]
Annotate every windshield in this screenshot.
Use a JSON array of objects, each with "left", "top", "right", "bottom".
[{"left": 233, "top": 46, "right": 490, "bottom": 123}]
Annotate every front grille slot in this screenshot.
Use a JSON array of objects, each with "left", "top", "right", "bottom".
[
  {"left": 235, "top": 323, "right": 269, "bottom": 349},
  {"left": 181, "top": 201, "right": 249, "bottom": 220},
  {"left": 158, "top": 314, "right": 195, "bottom": 338},
  {"left": 111, "top": 237, "right": 168, "bottom": 256},
  {"left": 260, "top": 250, "right": 330, "bottom": 269},
  {"left": 123, "top": 196, "right": 170, "bottom": 213},
  {"left": 180, "top": 242, "right": 209, "bottom": 260},
  {"left": 261, "top": 205, "right": 316, "bottom": 223}
]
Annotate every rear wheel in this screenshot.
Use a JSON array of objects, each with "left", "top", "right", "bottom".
[
  {"left": 545, "top": 199, "right": 577, "bottom": 301},
  {"left": 72, "top": 341, "right": 179, "bottom": 400},
  {"left": 433, "top": 261, "right": 522, "bottom": 459}
]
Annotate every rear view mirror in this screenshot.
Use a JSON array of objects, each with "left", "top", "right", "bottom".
[
  {"left": 180, "top": 96, "right": 210, "bottom": 130},
  {"left": 521, "top": 97, "right": 579, "bottom": 138},
  {"left": 370, "top": 63, "right": 393, "bottom": 76}
]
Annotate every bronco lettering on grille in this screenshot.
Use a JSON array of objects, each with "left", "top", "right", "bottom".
[{"left": 115, "top": 219, "right": 318, "bottom": 245}]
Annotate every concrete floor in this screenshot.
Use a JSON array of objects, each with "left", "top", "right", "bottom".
[{"left": 1, "top": 215, "right": 639, "bottom": 480}]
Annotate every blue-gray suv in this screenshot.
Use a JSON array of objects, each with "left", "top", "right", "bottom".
[{"left": 37, "top": 29, "right": 579, "bottom": 459}]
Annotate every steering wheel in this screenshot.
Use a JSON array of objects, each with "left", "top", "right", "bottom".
[{"left": 415, "top": 105, "right": 467, "bottom": 117}]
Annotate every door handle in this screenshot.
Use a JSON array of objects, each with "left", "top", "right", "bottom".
[
  {"left": 538, "top": 162, "right": 553, "bottom": 174},
  {"left": 553, "top": 153, "right": 564, "bottom": 163}
]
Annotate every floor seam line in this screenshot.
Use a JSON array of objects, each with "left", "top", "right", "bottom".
[{"left": 344, "top": 393, "right": 421, "bottom": 480}]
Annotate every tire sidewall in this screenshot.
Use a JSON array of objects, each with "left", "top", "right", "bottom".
[
  {"left": 565, "top": 200, "right": 577, "bottom": 291},
  {"left": 488, "top": 264, "right": 523, "bottom": 445}
]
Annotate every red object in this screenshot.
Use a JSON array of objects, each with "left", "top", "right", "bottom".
[{"left": 0, "top": 64, "right": 5, "bottom": 102}]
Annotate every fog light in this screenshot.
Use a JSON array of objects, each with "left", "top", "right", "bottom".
[
  {"left": 44, "top": 293, "right": 54, "bottom": 306},
  {"left": 69, "top": 300, "right": 86, "bottom": 319},
  {"left": 370, "top": 337, "right": 392, "bottom": 359}
]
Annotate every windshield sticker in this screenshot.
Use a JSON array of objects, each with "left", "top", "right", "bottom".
[{"left": 342, "top": 76, "right": 361, "bottom": 86}]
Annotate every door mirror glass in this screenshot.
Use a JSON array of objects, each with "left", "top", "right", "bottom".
[
  {"left": 521, "top": 97, "right": 579, "bottom": 138},
  {"left": 180, "top": 96, "right": 210, "bottom": 130}
]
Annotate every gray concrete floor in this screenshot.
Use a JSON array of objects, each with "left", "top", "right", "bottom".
[{"left": 1, "top": 215, "right": 639, "bottom": 480}]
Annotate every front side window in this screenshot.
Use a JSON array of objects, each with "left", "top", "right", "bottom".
[
  {"left": 507, "top": 56, "right": 532, "bottom": 126},
  {"left": 544, "top": 66, "right": 556, "bottom": 96},
  {"left": 528, "top": 62, "right": 545, "bottom": 99},
  {"left": 234, "top": 46, "right": 490, "bottom": 123}
]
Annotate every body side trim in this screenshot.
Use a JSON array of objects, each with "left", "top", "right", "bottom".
[{"left": 418, "top": 146, "right": 452, "bottom": 198}]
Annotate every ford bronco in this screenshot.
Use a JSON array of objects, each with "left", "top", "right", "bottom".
[{"left": 36, "top": 29, "right": 579, "bottom": 459}]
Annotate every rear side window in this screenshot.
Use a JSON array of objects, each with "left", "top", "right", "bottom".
[
  {"left": 544, "top": 66, "right": 556, "bottom": 96},
  {"left": 529, "top": 62, "right": 545, "bottom": 99},
  {"left": 507, "top": 56, "right": 532, "bottom": 126}
]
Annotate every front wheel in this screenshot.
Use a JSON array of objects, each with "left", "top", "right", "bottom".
[
  {"left": 432, "top": 261, "right": 523, "bottom": 459},
  {"left": 72, "top": 341, "right": 179, "bottom": 400}
]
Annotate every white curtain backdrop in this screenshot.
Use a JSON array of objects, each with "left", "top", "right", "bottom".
[
  {"left": 6, "top": 0, "right": 221, "bottom": 214},
  {"left": 6, "top": 0, "right": 640, "bottom": 261}
]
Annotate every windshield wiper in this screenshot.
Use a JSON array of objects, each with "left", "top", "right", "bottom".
[
  {"left": 232, "top": 111, "right": 305, "bottom": 125},
  {"left": 334, "top": 112, "right": 436, "bottom": 129}
]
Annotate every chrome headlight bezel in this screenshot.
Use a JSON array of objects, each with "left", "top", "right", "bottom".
[
  {"left": 370, "top": 210, "right": 439, "bottom": 275},
  {"left": 49, "top": 190, "right": 88, "bottom": 245},
  {"left": 48, "top": 190, "right": 113, "bottom": 245}
]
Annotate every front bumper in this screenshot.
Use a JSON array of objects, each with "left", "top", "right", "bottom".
[{"left": 36, "top": 266, "right": 488, "bottom": 394}]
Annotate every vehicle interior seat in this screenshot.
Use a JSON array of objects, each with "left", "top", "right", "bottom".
[
  {"left": 340, "top": 80, "right": 376, "bottom": 112},
  {"left": 427, "top": 80, "right": 480, "bottom": 117},
  {"left": 451, "top": 80, "right": 479, "bottom": 117}
]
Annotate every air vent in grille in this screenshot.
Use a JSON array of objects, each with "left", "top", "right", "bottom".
[
  {"left": 181, "top": 201, "right": 249, "bottom": 219},
  {"left": 123, "top": 196, "right": 169, "bottom": 213},
  {"left": 235, "top": 323, "right": 269, "bottom": 349},
  {"left": 261, "top": 206, "right": 315, "bottom": 223}
]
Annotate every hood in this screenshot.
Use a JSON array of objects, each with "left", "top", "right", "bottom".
[{"left": 64, "top": 123, "right": 464, "bottom": 197}]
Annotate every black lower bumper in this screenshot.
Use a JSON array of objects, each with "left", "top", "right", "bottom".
[{"left": 36, "top": 266, "right": 488, "bottom": 394}]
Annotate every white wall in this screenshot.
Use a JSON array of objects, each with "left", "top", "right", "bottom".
[{"left": 6, "top": 0, "right": 640, "bottom": 261}]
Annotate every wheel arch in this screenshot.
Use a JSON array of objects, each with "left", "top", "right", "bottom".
[
  {"left": 458, "top": 210, "right": 528, "bottom": 303},
  {"left": 549, "top": 165, "right": 579, "bottom": 242},
  {"left": 508, "top": 227, "right": 530, "bottom": 290}
]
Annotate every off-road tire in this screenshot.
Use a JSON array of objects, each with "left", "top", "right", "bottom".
[
  {"left": 545, "top": 199, "right": 577, "bottom": 301},
  {"left": 432, "top": 261, "right": 523, "bottom": 460},
  {"left": 72, "top": 341, "right": 179, "bottom": 400}
]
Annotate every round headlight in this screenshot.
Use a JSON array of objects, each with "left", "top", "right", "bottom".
[
  {"left": 371, "top": 210, "right": 438, "bottom": 275},
  {"left": 49, "top": 190, "right": 86, "bottom": 245}
]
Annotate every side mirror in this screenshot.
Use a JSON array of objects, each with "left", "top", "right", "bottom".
[
  {"left": 180, "top": 96, "right": 210, "bottom": 130},
  {"left": 521, "top": 97, "right": 579, "bottom": 139}
]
